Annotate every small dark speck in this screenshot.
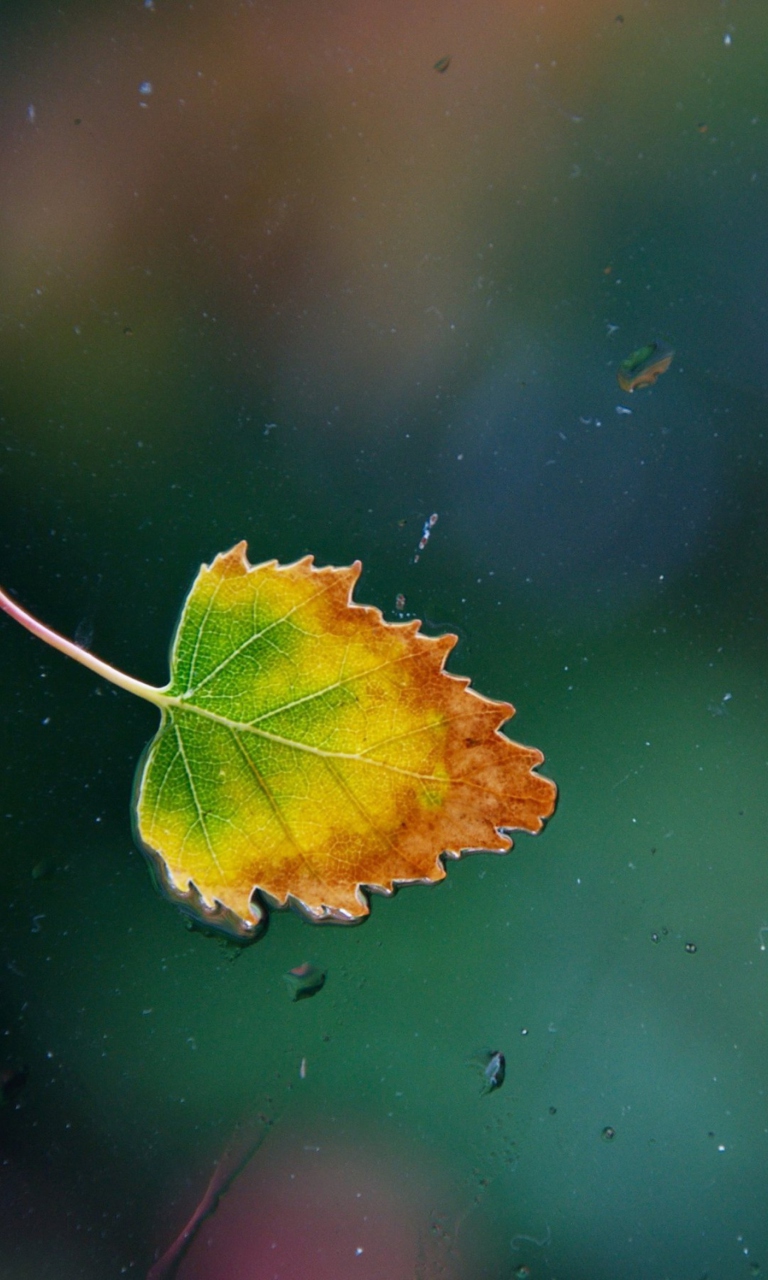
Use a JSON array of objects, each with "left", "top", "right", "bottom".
[
  {"left": 549, "top": 1106, "right": 557, "bottom": 1114},
  {"left": 434, "top": 55, "right": 451, "bottom": 73}
]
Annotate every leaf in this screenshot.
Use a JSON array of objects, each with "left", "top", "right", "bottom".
[{"left": 0, "top": 544, "right": 557, "bottom": 939}]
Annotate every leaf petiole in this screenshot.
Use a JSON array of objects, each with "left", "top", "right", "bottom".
[{"left": 0, "top": 584, "right": 170, "bottom": 709}]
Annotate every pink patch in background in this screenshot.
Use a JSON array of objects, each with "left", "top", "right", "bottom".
[{"left": 171, "top": 1128, "right": 455, "bottom": 1280}]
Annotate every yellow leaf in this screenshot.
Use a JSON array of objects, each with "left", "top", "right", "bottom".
[{"left": 136, "top": 544, "right": 557, "bottom": 936}]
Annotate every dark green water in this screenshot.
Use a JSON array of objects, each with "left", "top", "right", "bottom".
[{"left": 2, "top": 1, "right": 768, "bottom": 1276}]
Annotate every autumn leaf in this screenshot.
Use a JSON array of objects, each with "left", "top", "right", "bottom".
[{"left": 0, "top": 544, "right": 556, "bottom": 938}]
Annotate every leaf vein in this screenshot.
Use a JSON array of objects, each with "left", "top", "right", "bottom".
[
  {"left": 173, "top": 720, "right": 225, "bottom": 878},
  {"left": 184, "top": 578, "right": 340, "bottom": 698},
  {"left": 228, "top": 728, "right": 336, "bottom": 897},
  {"left": 245, "top": 646, "right": 443, "bottom": 726}
]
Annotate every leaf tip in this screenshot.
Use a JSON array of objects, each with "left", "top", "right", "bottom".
[{"left": 213, "top": 541, "right": 252, "bottom": 577}]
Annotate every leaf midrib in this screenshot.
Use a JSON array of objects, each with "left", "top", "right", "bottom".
[{"left": 163, "top": 695, "right": 455, "bottom": 784}]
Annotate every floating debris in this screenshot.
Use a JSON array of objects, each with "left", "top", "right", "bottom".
[
  {"left": 470, "top": 1049, "right": 505, "bottom": 1095},
  {"left": 617, "top": 341, "right": 674, "bottom": 393},
  {"left": 434, "top": 56, "right": 451, "bottom": 73},
  {"left": 413, "top": 512, "right": 438, "bottom": 563},
  {"left": 283, "top": 961, "right": 327, "bottom": 1002}
]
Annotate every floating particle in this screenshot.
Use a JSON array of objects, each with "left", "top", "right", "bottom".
[
  {"left": 697, "top": 122, "right": 709, "bottom": 134},
  {"left": 651, "top": 931, "right": 660, "bottom": 943},
  {"left": 476, "top": 1049, "right": 505, "bottom": 1095},
  {"left": 139, "top": 81, "right": 153, "bottom": 96},
  {"left": 685, "top": 942, "right": 698, "bottom": 953},
  {"left": 299, "top": 1057, "right": 307, "bottom": 1079},
  {"left": 283, "top": 961, "right": 326, "bottom": 1001},
  {"left": 617, "top": 341, "right": 674, "bottom": 393},
  {"left": 395, "top": 593, "right": 406, "bottom": 612},
  {"left": 26, "top": 105, "right": 35, "bottom": 124},
  {"left": 601, "top": 1126, "right": 616, "bottom": 1141},
  {"left": 413, "top": 512, "right": 438, "bottom": 563},
  {"left": 515, "top": 1268, "right": 531, "bottom": 1280},
  {"left": 549, "top": 1105, "right": 557, "bottom": 1114},
  {"left": 31, "top": 857, "right": 54, "bottom": 881},
  {"left": 434, "top": 56, "right": 451, "bottom": 73}
]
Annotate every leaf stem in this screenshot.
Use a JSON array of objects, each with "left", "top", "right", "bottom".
[{"left": 0, "top": 583, "right": 170, "bottom": 708}]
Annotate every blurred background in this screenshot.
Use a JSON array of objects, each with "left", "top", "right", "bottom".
[{"left": 1, "top": 0, "right": 768, "bottom": 1275}]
